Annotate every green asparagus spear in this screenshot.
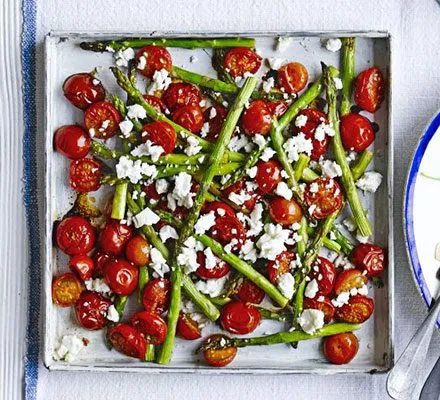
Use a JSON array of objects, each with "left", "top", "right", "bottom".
[{"left": 340, "top": 38, "right": 356, "bottom": 117}]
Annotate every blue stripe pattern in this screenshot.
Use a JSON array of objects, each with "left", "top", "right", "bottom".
[{"left": 21, "top": 0, "right": 40, "bottom": 398}]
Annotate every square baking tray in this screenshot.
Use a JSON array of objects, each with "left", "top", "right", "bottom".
[{"left": 43, "top": 31, "right": 394, "bottom": 373}]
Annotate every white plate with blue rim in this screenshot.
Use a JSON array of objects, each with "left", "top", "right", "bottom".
[{"left": 404, "top": 110, "right": 440, "bottom": 327}]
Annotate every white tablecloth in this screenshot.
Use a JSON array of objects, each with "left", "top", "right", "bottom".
[{"left": 1, "top": 0, "right": 440, "bottom": 399}]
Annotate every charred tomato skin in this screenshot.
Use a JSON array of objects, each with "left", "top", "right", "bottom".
[
  {"left": 335, "top": 295, "right": 375, "bottom": 324},
  {"left": 277, "top": 62, "right": 308, "bottom": 94},
  {"left": 351, "top": 243, "right": 386, "bottom": 278},
  {"left": 83, "top": 101, "right": 122, "bottom": 139},
  {"left": 104, "top": 258, "right": 139, "bottom": 296},
  {"left": 162, "top": 82, "right": 202, "bottom": 112},
  {"left": 56, "top": 216, "right": 96, "bottom": 256},
  {"left": 63, "top": 73, "right": 105, "bottom": 110},
  {"left": 353, "top": 67, "right": 385, "bottom": 113},
  {"left": 223, "top": 48, "right": 262, "bottom": 78},
  {"left": 74, "top": 290, "right": 112, "bottom": 330},
  {"left": 135, "top": 46, "right": 172, "bottom": 78},
  {"left": 69, "top": 158, "right": 103, "bottom": 193},
  {"left": 202, "top": 334, "right": 237, "bottom": 367},
  {"left": 177, "top": 312, "right": 202, "bottom": 340},
  {"left": 108, "top": 323, "right": 147, "bottom": 359},
  {"left": 304, "top": 177, "right": 343, "bottom": 219}
]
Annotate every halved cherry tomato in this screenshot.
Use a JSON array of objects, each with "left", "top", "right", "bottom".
[
  {"left": 99, "top": 219, "right": 133, "bottom": 256},
  {"left": 69, "top": 254, "right": 95, "bottom": 281},
  {"left": 69, "top": 158, "right": 103, "bottom": 193},
  {"left": 323, "top": 332, "right": 359, "bottom": 365},
  {"left": 203, "top": 105, "right": 227, "bottom": 143},
  {"left": 220, "top": 300, "right": 261, "bottom": 335},
  {"left": 104, "top": 258, "right": 138, "bottom": 296},
  {"left": 267, "top": 251, "right": 295, "bottom": 284},
  {"left": 177, "top": 312, "right": 202, "bottom": 340},
  {"left": 268, "top": 101, "right": 288, "bottom": 118},
  {"left": 334, "top": 270, "right": 368, "bottom": 295},
  {"left": 304, "top": 177, "right": 342, "bottom": 219},
  {"left": 162, "top": 82, "right": 202, "bottom": 112},
  {"left": 292, "top": 108, "right": 330, "bottom": 160},
  {"left": 309, "top": 257, "right": 336, "bottom": 296},
  {"left": 93, "top": 251, "right": 114, "bottom": 277},
  {"left": 222, "top": 178, "right": 260, "bottom": 211},
  {"left": 241, "top": 100, "right": 273, "bottom": 136},
  {"left": 202, "top": 201, "right": 235, "bottom": 217},
  {"left": 195, "top": 251, "right": 230, "bottom": 279},
  {"left": 56, "top": 216, "right": 96, "bottom": 256},
  {"left": 209, "top": 214, "right": 246, "bottom": 251},
  {"left": 142, "top": 94, "right": 167, "bottom": 113},
  {"left": 171, "top": 104, "right": 204, "bottom": 133},
  {"left": 74, "top": 290, "right": 112, "bottom": 330},
  {"left": 277, "top": 62, "right": 308, "bottom": 94},
  {"left": 142, "top": 278, "right": 170, "bottom": 314},
  {"left": 63, "top": 73, "right": 105, "bottom": 110},
  {"left": 340, "top": 113, "right": 375, "bottom": 152},
  {"left": 125, "top": 235, "right": 151, "bottom": 266},
  {"left": 52, "top": 272, "right": 83, "bottom": 307},
  {"left": 236, "top": 279, "right": 265, "bottom": 304},
  {"left": 108, "top": 323, "right": 147, "bottom": 359},
  {"left": 54, "top": 125, "right": 91, "bottom": 160},
  {"left": 141, "top": 121, "right": 177, "bottom": 154},
  {"left": 269, "top": 197, "right": 303, "bottom": 226},
  {"left": 335, "top": 295, "right": 374, "bottom": 324},
  {"left": 84, "top": 101, "right": 121, "bottom": 139},
  {"left": 351, "top": 243, "right": 385, "bottom": 278},
  {"left": 223, "top": 48, "right": 262, "bottom": 78},
  {"left": 354, "top": 67, "right": 385, "bottom": 113},
  {"left": 142, "top": 182, "right": 162, "bottom": 203},
  {"left": 135, "top": 46, "right": 172, "bottom": 78},
  {"left": 202, "top": 334, "right": 237, "bottom": 367},
  {"left": 303, "top": 296, "right": 335, "bottom": 323},
  {"left": 130, "top": 311, "right": 167, "bottom": 345},
  {"left": 255, "top": 160, "right": 282, "bottom": 194}
]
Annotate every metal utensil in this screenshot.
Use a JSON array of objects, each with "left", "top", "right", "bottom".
[
  {"left": 419, "top": 354, "right": 440, "bottom": 400},
  {"left": 387, "top": 295, "right": 440, "bottom": 399}
]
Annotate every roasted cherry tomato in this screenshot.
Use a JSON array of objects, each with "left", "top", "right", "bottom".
[
  {"left": 99, "top": 219, "right": 133, "bottom": 256},
  {"left": 56, "top": 216, "right": 96, "bottom": 256},
  {"left": 222, "top": 178, "right": 260, "bottom": 211},
  {"left": 177, "top": 312, "right": 202, "bottom": 340},
  {"left": 130, "top": 311, "right": 167, "bottom": 345},
  {"left": 202, "top": 334, "right": 237, "bottom": 367},
  {"left": 323, "top": 333, "right": 359, "bottom": 365},
  {"left": 69, "top": 158, "right": 103, "bottom": 193},
  {"left": 335, "top": 295, "right": 374, "bottom": 324},
  {"left": 162, "top": 82, "right": 202, "bottom": 112},
  {"left": 267, "top": 251, "right": 295, "bottom": 284},
  {"left": 209, "top": 214, "right": 246, "bottom": 252},
  {"left": 202, "top": 201, "right": 236, "bottom": 217},
  {"left": 69, "top": 254, "right": 95, "bottom": 281},
  {"left": 277, "top": 62, "right": 308, "bottom": 94},
  {"left": 93, "top": 251, "right": 114, "bottom": 277},
  {"left": 142, "top": 182, "right": 162, "bottom": 203},
  {"left": 63, "top": 73, "right": 105, "bottom": 110},
  {"left": 303, "top": 296, "right": 335, "bottom": 323},
  {"left": 340, "top": 113, "right": 375, "bottom": 152},
  {"left": 74, "top": 290, "right": 112, "bottom": 330},
  {"left": 52, "top": 272, "right": 83, "bottom": 307},
  {"left": 223, "top": 48, "right": 262, "bottom": 78},
  {"left": 268, "top": 101, "right": 288, "bottom": 118},
  {"left": 354, "top": 67, "right": 385, "bottom": 113},
  {"left": 304, "top": 177, "right": 342, "bottom": 219},
  {"left": 195, "top": 251, "right": 230, "bottom": 280},
  {"left": 221, "top": 300, "right": 261, "bottom": 335},
  {"left": 125, "top": 235, "right": 151, "bottom": 267},
  {"left": 309, "top": 257, "right": 336, "bottom": 296},
  {"left": 241, "top": 100, "right": 272, "bottom": 136},
  {"left": 334, "top": 269, "right": 368, "bottom": 295},
  {"left": 136, "top": 46, "right": 172, "bottom": 78},
  {"left": 292, "top": 108, "right": 330, "bottom": 160},
  {"left": 54, "top": 125, "right": 91, "bottom": 160},
  {"left": 236, "top": 279, "right": 265, "bottom": 304},
  {"left": 141, "top": 121, "right": 177, "bottom": 154},
  {"left": 351, "top": 243, "right": 385, "bottom": 278},
  {"left": 269, "top": 197, "right": 303, "bottom": 226},
  {"left": 171, "top": 104, "right": 204, "bottom": 133},
  {"left": 108, "top": 323, "right": 147, "bottom": 359},
  {"left": 84, "top": 101, "right": 121, "bottom": 139},
  {"left": 203, "top": 105, "right": 227, "bottom": 143},
  {"left": 142, "top": 278, "right": 170, "bottom": 314},
  {"left": 142, "top": 94, "right": 167, "bottom": 113},
  {"left": 104, "top": 258, "right": 138, "bottom": 296},
  {"left": 255, "top": 160, "right": 282, "bottom": 194}
]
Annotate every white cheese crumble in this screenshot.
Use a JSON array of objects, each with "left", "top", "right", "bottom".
[
  {"left": 283, "top": 133, "right": 313, "bottom": 162},
  {"left": 177, "top": 237, "right": 203, "bottom": 274},
  {"left": 331, "top": 291, "right": 351, "bottom": 308},
  {"left": 295, "top": 114, "right": 308, "bottom": 128},
  {"left": 203, "top": 247, "right": 218, "bottom": 269},
  {"left": 277, "top": 272, "right": 295, "bottom": 299},
  {"left": 325, "top": 38, "right": 342, "bottom": 52},
  {"left": 333, "top": 77, "right": 343, "bottom": 90},
  {"left": 167, "top": 172, "right": 194, "bottom": 210},
  {"left": 199, "top": 122, "right": 210, "bottom": 138},
  {"left": 119, "top": 119, "right": 134, "bottom": 138},
  {"left": 275, "top": 181, "right": 293, "bottom": 200},
  {"left": 356, "top": 231, "right": 370, "bottom": 244},
  {"left": 304, "top": 279, "right": 319, "bottom": 299},
  {"left": 92, "top": 78, "right": 101, "bottom": 86},
  {"left": 309, "top": 182, "right": 319, "bottom": 193},
  {"left": 149, "top": 248, "right": 170, "bottom": 277},
  {"left": 314, "top": 122, "right": 335, "bottom": 141},
  {"left": 54, "top": 335, "right": 85, "bottom": 362},
  {"left": 228, "top": 134, "right": 252, "bottom": 153},
  {"left": 184, "top": 136, "right": 202, "bottom": 156},
  {"left": 131, "top": 140, "right": 164, "bottom": 162},
  {"left": 252, "top": 134, "right": 266, "bottom": 149},
  {"left": 320, "top": 160, "right": 342, "bottom": 178},
  {"left": 137, "top": 55, "right": 147, "bottom": 70},
  {"left": 115, "top": 47, "right": 135, "bottom": 67},
  {"left": 155, "top": 178, "right": 169, "bottom": 194},
  {"left": 356, "top": 171, "right": 383, "bottom": 193},
  {"left": 246, "top": 166, "right": 258, "bottom": 178},
  {"left": 262, "top": 77, "right": 275, "bottom": 93},
  {"left": 276, "top": 36, "right": 293, "bottom": 52},
  {"left": 239, "top": 202, "right": 264, "bottom": 238},
  {"left": 334, "top": 254, "right": 355, "bottom": 270},
  {"left": 84, "top": 278, "right": 111, "bottom": 296},
  {"left": 159, "top": 225, "right": 178, "bottom": 242},
  {"left": 194, "top": 212, "right": 216, "bottom": 235},
  {"left": 267, "top": 57, "right": 285, "bottom": 70},
  {"left": 133, "top": 207, "right": 160, "bottom": 228},
  {"left": 106, "top": 305, "right": 120, "bottom": 322},
  {"left": 239, "top": 239, "right": 258, "bottom": 263},
  {"left": 209, "top": 107, "right": 217, "bottom": 119},
  {"left": 195, "top": 275, "right": 229, "bottom": 297},
  {"left": 147, "top": 68, "right": 172, "bottom": 94},
  {"left": 256, "top": 223, "right": 291, "bottom": 260},
  {"left": 260, "top": 146, "right": 276, "bottom": 162},
  {"left": 297, "top": 309, "right": 325, "bottom": 334},
  {"left": 342, "top": 217, "right": 357, "bottom": 232},
  {"left": 127, "top": 104, "right": 147, "bottom": 120}
]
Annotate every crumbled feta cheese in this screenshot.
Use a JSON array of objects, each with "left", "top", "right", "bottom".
[
  {"left": 195, "top": 275, "right": 229, "bottom": 297},
  {"left": 357, "top": 284, "right": 369, "bottom": 296},
  {"left": 331, "top": 291, "right": 351, "bottom": 308},
  {"left": 119, "top": 119, "right": 134, "bottom": 138},
  {"left": 276, "top": 36, "right": 293, "bottom": 52},
  {"left": 256, "top": 223, "right": 291, "bottom": 260},
  {"left": 184, "top": 136, "right": 202, "bottom": 156},
  {"left": 115, "top": 47, "right": 135, "bottom": 67},
  {"left": 209, "top": 107, "right": 217, "bottom": 119},
  {"left": 194, "top": 212, "right": 216, "bottom": 235},
  {"left": 333, "top": 77, "right": 343, "bottom": 90},
  {"left": 239, "top": 239, "right": 258, "bottom": 263},
  {"left": 199, "top": 122, "right": 210, "bottom": 138},
  {"left": 309, "top": 182, "right": 319, "bottom": 193},
  {"left": 295, "top": 114, "right": 308, "bottom": 128},
  {"left": 88, "top": 128, "right": 96, "bottom": 137},
  {"left": 177, "top": 239, "right": 200, "bottom": 274},
  {"left": 342, "top": 217, "right": 357, "bottom": 232},
  {"left": 131, "top": 140, "right": 164, "bottom": 162},
  {"left": 304, "top": 279, "right": 319, "bottom": 299},
  {"left": 260, "top": 147, "right": 276, "bottom": 162},
  {"left": 308, "top": 204, "right": 317, "bottom": 216},
  {"left": 54, "top": 335, "right": 85, "bottom": 362},
  {"left": 240, "top": 202, "right": 264, "bottom": 238},
  {"left": 228, "top": 134, "right": 252, "bottom": 153},
  {"left": 283, "top": 133, "right": 314, "bottom": 162},
  {"left": 246, "top": 166, "right": 258, "bottom": 178},
  {"left": 262, "top": 77, "right": 275, "bottom": 93},
  {"left": 228, "top": 190, "right": 251, "bottom": 206},
  {"left": 167, "top": 172, "right": 194, "bottom": 210},
  {"left": 320, "top": 160, "right": 342, "bottom": 178},
  {"left": 346, "top": 151, "right": 357, "bottom": 163},
  {"left": 203, "top": 247, "right": 218, "bottom": 269},
  {"left": 106, "top": 305, "right": 120, "bottom": 322},
  {"left": 132, "top": 207, "right": 159, "bottom": 228},
  {"left": 325, "top": 38, "right": 342, "bottom": 52},
  {"left": 275, "top": 181, "right": 293, "bottom": 200},
  {"left": 127, "top": 104, "right": 147, "bottom": 120},
  {"left": 356, "top": 231, "right": 370, "bottom": 244},
  {"left": 252, "top": 134, "right": 266, "bottom": 149},
  {"left": 297, "top": 309, "right": 325, "bottom": 334},
  {"left": 267, "top": 57, "right": 285, "bottom": 70},
  {"left": 277, "top": 272, "right": 295, "bottom": 299},
  {"left": 334, "top": 254, "right": 355, "bottom": 270},
  {"left": 92, "top": 78, "right": 101, "bottom": 86},
  {"left": 84, "top": 278, "right": 111, "bottom": 296},
  {"left": 356, "top": 171, "right": 383, "bottom": 193},
  {"left": 314, "top": 122, "right": 335, "bottom": 141},
  {"left": 155, "top": 178, "right": 169, "bottom": 194},
  {"left": 137, "top": 55, "right": 147, "bottom": 70},
  {"left": 149, "top": 248, "right": 170, "bottom": 277},
  {"left": 147, "top": 68, "right": 172, "bottom": 94},
  {"left": 159, "top": 225, "right": 178, "bottom": 242},
  {"left": 291, "top": 222, "right": 301, "bottom": 231}
]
